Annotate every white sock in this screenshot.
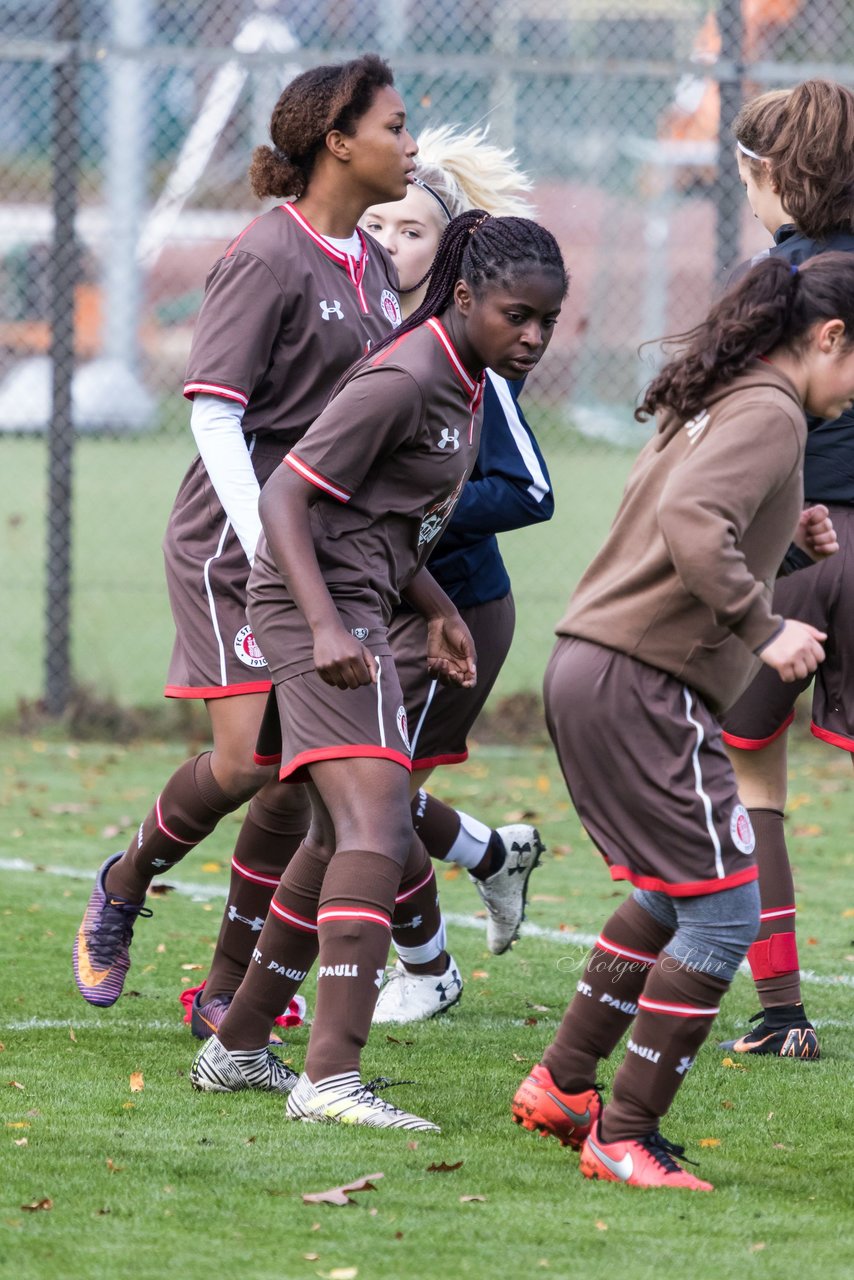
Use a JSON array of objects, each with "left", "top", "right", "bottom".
[{"left": 444, "top": 810, "right": 492, "bottom": 870}]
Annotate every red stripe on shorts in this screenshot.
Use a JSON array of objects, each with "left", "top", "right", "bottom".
[
  {"left": 410, "top": 749, "right": 468, "bottom": 770},
  {"left": 279, "top": 744, "right": 412, "bottom": 782},
  {"left": 810, "top": 721, "right": 854, "bottom": 751},
  {"left": 608, "top": 863, "right": 758, "bottom": 898},
  {"left": 165, "top": 680, "right": 272, "bottom": 700},
  {"left": 721, "top": 710, "right": 794, "bottom": 751}
]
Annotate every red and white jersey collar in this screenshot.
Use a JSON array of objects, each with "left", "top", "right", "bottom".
[{"left": 426, "top": 317, "right": 485, "bottom": 440}]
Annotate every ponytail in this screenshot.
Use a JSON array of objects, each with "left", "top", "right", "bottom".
[{"left": 637, "top": 251, "right": 854, "bottom": 422}]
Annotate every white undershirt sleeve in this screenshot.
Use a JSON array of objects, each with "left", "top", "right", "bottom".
[{"left": 190, "top": 393, "right": 263, "bottom": 565}]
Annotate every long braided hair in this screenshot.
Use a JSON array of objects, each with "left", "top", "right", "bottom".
[{"left": 355, "top": 210, "right": 568, "bottom": 378}]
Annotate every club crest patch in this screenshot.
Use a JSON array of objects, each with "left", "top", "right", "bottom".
[
  {"left": 380, "top": 288, "right": 402, "bottom": 327},
  {"left": 730, "top": 804, "right": 755, "bottom": 855},
  {"left": 397, "top": 705, "right": 411, "bottom": 752},
  {"left": 351, "top": 627, "right": 369, "bottom": 641},
  {"left": 233, "top": 625, "right": 267, "bottom": 669}
]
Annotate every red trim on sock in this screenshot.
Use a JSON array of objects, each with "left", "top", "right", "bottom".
[
  {"left": 254, "top": 750, "right": 283, "bottom": 766},
  {"left": 231, "top": 855, "right": 281, "bottom": 887},
  {"left": 269, "top": 899, "right": 318, "bottom": 933},
  {"left": 596, "top": 934, "right": 658, "bottom": 965},
  {"left": 155, "top": 795, "right": 196, "bottom": 846},
  {"left": 759, "top": 905, "right": 796, "bottom": 922},
  {"left": 637, "top": 995, "right": 720, "bottom": 1017},
  {"left": 317, "top": 906, "right": 391, "bottom": 930},
  {"left": 395, "top": 867, "right": 435, "bottom": 904}
]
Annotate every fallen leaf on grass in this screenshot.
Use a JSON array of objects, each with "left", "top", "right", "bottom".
[
  {"left": 106, "top": 1159, "right": 123, "bottom": 1173},
  {"left": 156, "top": 944, "right": 167, "bottom": 953},
  {"left": 323, "top": 1269, "right": 358, "bottom": 1280},
  {"left": 129, "top": 1072, "right": 144, "bottom": 1093},
  {"left": 201, "top": 861, "right": 222, "bottom": 874},
  {"left": 749, "top": 1243, "right": 766, "bottom": 1253},
  {"left": 7, "top": 1081, "right": 24, "bottom": 1090},
  {"left": 595, "top": 1220, "right": 608, "bottom": 1231},
  {"left": 6, "top": 1122, "right": 29, "bottom": 1129},
  {"left": 244, "top": 1136, "right": 256, "bottom": 1145},
  {"left": 385, "top": 1036, "right": 414, "bottom": 1046},
  {"left": 721, "top": 1057, "right": 747, "bottom": 1071},
  {"left": 0, "top": 1043, "right": 4, "bottom": 1052},
  {"left": 792, "top": 824, "right": 822, "bottom": 838},
  {"left": 96, "top": 1207, "right": 111, "bottom": 1216},
  {"left": 472, "top": 970, "right": 489, "bottom": 979},
  {"left": 526, "top": 1004, "right": 551, "bottom": 1012},
  {"left": 698, "top": 1138, "right": 720, "bottom": 1148},
  {"left": 69, "top": 1025, "right": 77, "bottom": 1043},
  {"left": 122, "top": 1103, "right": 135, "bottom": 1110},
  {"left": 148, "top": 883, "right": 175, "bottom": 896},
  {"left": 101, "top": 825, "right": 122, "bottom": 840},
  {"left": 442, "top": 867, "right": 460, "bottom": 881},
  {"left": 21, "top": 1198, "right": 52, "bottom": 1212},
  {"left": 773, "top": 1143, "right": 789, "bottom": 1150},
  {"left": 394, "top": 1231, "right": 404, "bottom": 1240},
  {"left": 459, "top": 1195, "right": 486, "bottom": 1203},
  {"left": 406, "top": 1141, "right": 418, "bottom": 1151},
  {"left": 49, "top": 802, "right": 90, "bottom": 815},
  {"left": 426, "top": 1160, "right": 463, "bottom": 1173},
  {"left": 181, "top": 963, "right": 203, "bottom": 972},
  {"left": 720, "top": 1100, "right": 734, "bottom": 1109},
  {"left": 14, "top": 1138, "right": 28, "bottom": 1147},
  {"left": 523, "top": 1017, "right": 538, "bottom": 1026},
  {"left": 303, "top": 1255, "right": 319, "bottom": 1263},
  {"left": 843, "top": 908, "right": 854, "bottom": 919},
  {"left": 302, "top": 1173, "right": 384, "bottom": 1206},
  {"left": 512, "top": 1054, "right": 529, "bottom": 1063}
]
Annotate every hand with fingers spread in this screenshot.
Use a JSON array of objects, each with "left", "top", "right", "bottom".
[
  {"left": 426, "top": 611, "right": 477, "bottom": 688},
  {"left": 313, "top": 624, "right": 377, "bottom": 689},
  {"left": 758, "top": 619, "right": 826, "bottom": 682},
  {"left": 793, "top": 503, "right": 839, "bottom": 561}
]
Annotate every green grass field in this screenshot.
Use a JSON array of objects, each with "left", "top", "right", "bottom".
[
  {"left": 1, "top": 730, "right": 853, "bottom": 1280},
  {"left": 0, "top": 425, "right": 635, "bottom": 717}
]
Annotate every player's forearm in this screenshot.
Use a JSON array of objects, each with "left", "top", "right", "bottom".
[{"left": 402, "top": 568, "right": 462, "bottom": 623}]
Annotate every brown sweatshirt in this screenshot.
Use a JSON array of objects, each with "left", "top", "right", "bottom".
[{"left": 557, "top": 363, "right": 807, "bottom": 713}]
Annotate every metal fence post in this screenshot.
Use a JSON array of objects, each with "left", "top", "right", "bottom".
[
  {"left": 44, "top": 0, "right": 82, "bottom": 715},
  {"left": 714, "top": 0, "right": 745, "bottom": 283}
]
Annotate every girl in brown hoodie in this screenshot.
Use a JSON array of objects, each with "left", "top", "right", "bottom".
[{"left": 512, "top": 251, "right": 854, "bottom": 1190}]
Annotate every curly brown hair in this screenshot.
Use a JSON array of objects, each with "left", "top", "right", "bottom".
[
  {"left": 733, "top": 79, "right": 854, "bottom": 240},
  {"left": 249, "top": 53, "right": 394, "bottom": 201},
  {"left": 636, "top": 252, "right": 854, "bottom": 423}
]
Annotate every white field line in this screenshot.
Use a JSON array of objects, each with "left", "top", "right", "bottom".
[{"left": 3, "top": 856, "right": 854, "bottom": 991}]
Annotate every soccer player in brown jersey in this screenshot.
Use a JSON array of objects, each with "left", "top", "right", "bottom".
[
  {"left": 190, "top": 212, "right": 568, "bottom": 1129},
  {"left": 716, "top": 80, "right": 854, "bottom": 1060},
  {"left": 512, "top": 252, "right": 854, "bottom": 1187},
  {"left": 73, "top": 55, "right": 417, "bottom": 1009},
  {"left": 361, "top": 126, "right": 556, "bottom": 1019}
]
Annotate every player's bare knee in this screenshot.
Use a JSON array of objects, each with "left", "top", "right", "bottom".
[{"left": 211, "top": 755, "right": 277, "bottom": 803}]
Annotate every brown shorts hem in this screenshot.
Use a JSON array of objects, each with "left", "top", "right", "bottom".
[
  {"left": 165, "top": 680, "right": 272, "bottom": 700},
  {"left": 608, "top": 863, "right": 759, "bottom": 897},
  {"left": 411, "top": 749, "right": 468, "bottom": 770},
  {"left": 811, "top": 721, "right": 854, "bottom": 751},
  {"left": 721, "top": 709, "right": 794, "bottom": 752},
  {"left": 279, "top": 744, "right": 412, "bottom": 783}
]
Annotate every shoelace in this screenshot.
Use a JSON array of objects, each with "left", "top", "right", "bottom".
[
  {"left": 88, "top": 899, "right": 153, "bottom": 967},
  {"left": 356, "top": 1076, "right": 417, "bottom": 1110},
  {"left": 640, "top": 1131, "right": 698, "bottom": 1173}
]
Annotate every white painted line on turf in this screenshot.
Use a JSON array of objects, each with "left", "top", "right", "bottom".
[
  {"left": 2, "top": 1017, "right": 182, "bottom": 1031},
  {"left": 5, "top": 857, "right": 854, "bottom": 990}
]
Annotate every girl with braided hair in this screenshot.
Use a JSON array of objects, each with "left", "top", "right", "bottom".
[
  {"left": 360, "top": 129, "right": 556, "bottom": 1024},
  {"left": 513, "top": 252, "right": 854, "bottom": 1188},
  {"left": 73, "top": 55, "right": 417, "bottom": 1010},
  {"left": 190, "top": 211, "right": 567, "bottom": 1129}
]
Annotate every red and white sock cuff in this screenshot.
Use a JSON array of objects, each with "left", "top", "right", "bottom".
[
  {"left": 596, "top": 934, "right": 658, "bottom": 966},
  {"left": 317, "top": 905, "right": 392, "bottom": 931},
  {"left": 637, "top": 994, "right": 720, "bottom": 1018},
  {"left": 269, "top": 899, "right": 318, "bottom": 934},
  {"left": 231, "top": 855, "right": 281, "bottom": 888},
  {"left": 759, "top": 905, "right": 796, "bottom": 923},
  {"left": 395, "top": 866, "right": 436, "bottom": 904}
]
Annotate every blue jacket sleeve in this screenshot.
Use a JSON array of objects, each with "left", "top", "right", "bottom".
[{"left": 445, "top": 371, "right": 554, "bottom": 540}]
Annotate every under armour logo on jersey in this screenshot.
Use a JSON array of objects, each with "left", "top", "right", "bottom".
[
  {"left": 676, "top": 1055, "right": 695, "bottom": 1075},
  {"left": 437, "top": 427, "right": 460, "bottom": 451},
  {"left": 375, "top": 968, "right": 384, "bottom": 990},
  {"left": 319, "top": 299, "right": 344, "bottom": 320},
  {"left": 685, "top": 410, "right": 710, "bottom": 443}
]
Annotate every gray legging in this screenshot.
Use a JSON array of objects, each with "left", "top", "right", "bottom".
[{"left": 633, "top": 881, "right": 761, "bottom": 983}]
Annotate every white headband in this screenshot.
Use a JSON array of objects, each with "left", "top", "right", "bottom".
[{"left": 737, "top": 139, "right": 764, "bottom": 161}]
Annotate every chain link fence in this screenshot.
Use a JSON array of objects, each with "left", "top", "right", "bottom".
[{"left": 2, "top": 1, "right": 853, "bottom": 723}]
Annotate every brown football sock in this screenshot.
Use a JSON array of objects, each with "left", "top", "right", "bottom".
[
  {"left": 304, "top": 849, "right": 401, "bottom": 1082},
  {"left": 106, "top": 753, "right": 241, "bottom": 902},
  {"left": 542, "top": 896, "right": 674, "bottom": 1091},
  {"left": 203, "top": 784, "right": 312, "bottom": 1001},
  {"left": 745, "top": 808, "right": 804, "bottom": 1011},
  {"left": 216, "top": 837, "right": 329, "bottom": 1050},
  {"left": 600, "top": 961, "right": 728, "bottom": 1143},
  {"left": 391, "top": 835, "right": 446, "bottom": 976},
  {"left": 411, "top": 789, "right": 498, "bottom": 878}
]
